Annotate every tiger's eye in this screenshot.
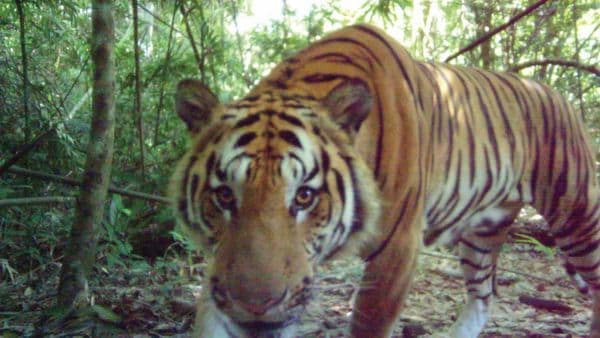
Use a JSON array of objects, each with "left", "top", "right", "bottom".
[
  {"left": 294, "top": 186, "right": 316, "bottom": 209},
  {"left": 214, "top": 186, "right": 235, "bottom": 208}
]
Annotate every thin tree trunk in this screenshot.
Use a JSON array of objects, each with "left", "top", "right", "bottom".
[
  {"left": 58, "top": 0, "right": 116, "bottom": 308},
  {"left": 469, "top": 1, "right": 494, "bottom": 69},
  {"left": 15, "top": 0, "right": 29, "bottom": 141},
  {"left": 132, "top": 0, "right": 146, "bottom": 180},
  {"left": 153, "top": 1, "right": 178, "bottom": 146},
  {"left": 180, "top": 2, "right": 204, "bottom": 80}
]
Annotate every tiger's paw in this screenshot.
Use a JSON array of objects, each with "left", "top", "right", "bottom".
[{"left": 446, "top": 298, "right": 489, "bottom": 338}]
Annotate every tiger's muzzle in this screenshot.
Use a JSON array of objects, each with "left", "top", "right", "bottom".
[{"left": 209, "top": 275, "right": 313, "bottom": 337}]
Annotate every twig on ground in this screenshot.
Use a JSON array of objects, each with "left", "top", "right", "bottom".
[{"left": 420, "top": 250, "right": 557, "bottom": 284}]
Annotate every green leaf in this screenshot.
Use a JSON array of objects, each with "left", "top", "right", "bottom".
[{"left": 91, "top": 304, "right": 122, "bottom": 323}]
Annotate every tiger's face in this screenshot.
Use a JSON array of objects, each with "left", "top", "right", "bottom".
[{"left": 170, "top": 79, "right": 380, "bottom": 337}]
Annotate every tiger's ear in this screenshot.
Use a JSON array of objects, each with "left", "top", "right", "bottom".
[
  {"left": 322, "top": 79, "right": 372, "bottom": 138},
  {"left": 176, "top": 79, "right": 219, "bottom": 134}
]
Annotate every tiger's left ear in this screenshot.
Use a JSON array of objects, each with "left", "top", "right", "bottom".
[
  {"left": 322, "top": 79, "right": 373, "bottom": 138},
  {"left": 176, "top": 79, "right": 219, "bottom": 134}
]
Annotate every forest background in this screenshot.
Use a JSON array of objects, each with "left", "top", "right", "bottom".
[{"left": 0, "top": 0, "right": 598, "bottom": 336}]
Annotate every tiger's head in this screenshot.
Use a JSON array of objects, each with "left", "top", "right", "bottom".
[{"left": 170, "top": 78, "right": 381, "bottom": 337}]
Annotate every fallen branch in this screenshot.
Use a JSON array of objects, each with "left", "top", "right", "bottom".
[
  {"left": 6, "top": 166, "right": 170, "bottom": 204},
  {"left": 0, "top": 196, "right": 75, "bottom": 207},
  {"left": 508, "top": 59, "right": 600, "bottom": 77},
  {"left": 518, "top": 294, "right": 573, "bottom": 314}
]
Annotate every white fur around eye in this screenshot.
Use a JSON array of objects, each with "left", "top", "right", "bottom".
[{"left": 295, "top": 196, "right": 319, "bottom": 223}]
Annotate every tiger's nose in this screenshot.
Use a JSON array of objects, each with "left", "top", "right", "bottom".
[
  {"left": 234, "top": 289, "right": 288, "bottom": 316},
  {"left": 211, "top": 277, "right": 288, "bottom": 316}
]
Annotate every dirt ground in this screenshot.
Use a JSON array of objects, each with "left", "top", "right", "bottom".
[
  {"left": 302, "top": 247, "right": 591, "bottom": 338},
  {"left": 1, "top": 214, "right": 594, "bottom": 337}
]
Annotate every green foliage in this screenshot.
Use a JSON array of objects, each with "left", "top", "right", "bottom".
[
  {"left": 514, "top": 233, "right": 556, "bottom": 257},
  {"left": 359, "top": 0, "right": 412, "bottom": 24}
]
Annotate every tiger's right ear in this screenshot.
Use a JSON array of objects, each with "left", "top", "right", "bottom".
[{"left": 176, "top": 79, "right": 219, "bottom": 134}]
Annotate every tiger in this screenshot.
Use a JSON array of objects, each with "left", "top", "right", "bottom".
[{"left": 170, "top": 24, "right": 600, "bottom": 338}]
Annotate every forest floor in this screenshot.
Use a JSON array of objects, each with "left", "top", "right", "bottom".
[{"left": 0, "top": 209, "right": 593, "bottom": 337}]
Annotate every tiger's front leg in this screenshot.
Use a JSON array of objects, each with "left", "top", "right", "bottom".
[
  {"left": 350, "top": 223, "right": 421, "bottom": 338},
  {"left": 194, "top": 300, "right": 232, "bottom": 338}
]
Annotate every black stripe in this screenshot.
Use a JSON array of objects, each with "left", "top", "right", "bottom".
[
  {"left": 570, "top": 259, "right": 600, "bottom": 273},
  {"left": 466, "top": 271, "right": 493, "bottom": 285},
  {"left": 289, "top": 152, "right": 306, "bottom": 178},
  {"left": 460, "top": 238, "right": 491, "bottom": 254},
  {"left": 308, "top": 52, "right": 371, "bottom": 74},
  {"left": 279, "top": 130, "right": 302, "bottom": 148},
  {"left": 215, "top": 157, "right": 226, "bottom": 182},
  {"left": 302, "top": 73, "right": 350, "bottom": 84},
  {"left": 230, "top": 103, "right": 255, "bottom": 109},
  {"left": 427, "top": 192, "right": 479, "bottom": 243},
  {"left": 205, "top": 153, "right": 215, "bottom": 177},
  {"left": 235, "top": 132, "right": 257, "bottom": 148},
  {"left": 453, "top": 68, "right": 477, "bottom": 186},
  {"left": 190, "top": 174, "right": 200, "bottom": 201},
  {"left": 260, "top": 109, "right": 277, "bottom": 117},
  {"left": 313, "top": 126, "right": 327, "bottom": 144},
  {"left": 310, "top": 37, "right": 384, "bottom": 68},
  {"left": 567, "top": 237, "right": 600, "bottom": 258},
  {"left": 354, "top": 25, "right": 415, "bottom": 95},
  {"left": 342, "top": 156, "right": 363, "bottom": 234},
  {"left": 481, "top": 71, "right": 517, "bottom": 159},
  {"left": 278, "top": 112, "right": 305, "bottom": 128},
  {"left": 475, "top": 292, "right": 493, "bottom": 301},
  {"left": 234, "top": 113, "right": 260, "bottom": 129},
  {"left": 461, "top": 258, "right": 493, "bottom": 270},
  {"left": 333, "top": 169, "right": 346, "bottom": 207},
  {"left": 320, "top": 148, "right": 330, "bottom": 173},
  {"left": 243, "top": 95, "right": 260, "bottom": 102},
  {"left": 179, "top": 155, "right": 199, "bottom": 228},
  {"left": 366, "top": 189, "right": 413, "bottom": 261},
  {"left": 374, "top": 94, "right": 384, "bottom": 178},
  {"left": 304, "top": 158, "right": 319, "bottom": 183},
  {"left": 433, "top": 68, "right": 455, "bottom": 175},
  {"left": 549, "top": 156, "right": 569, "bottom": 212}
]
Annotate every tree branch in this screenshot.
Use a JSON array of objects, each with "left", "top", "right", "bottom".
[
  {"left": 137, "top": 3, "right": 183, "bottom": 35},
  {"left": 0, "top": 128, "right": 54, "bottom": 176},
  {"left": 0, "top": 196, "right": 75, "bottom": 207},
  {"left": 6, "top": 166, "right": 170, "bottom": 204},
  {"left": 508, "top": 59, "right": 600, "bottom": 77},
  {"left": 445, "top": 0, "right": 550, "bottom": 63}
]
